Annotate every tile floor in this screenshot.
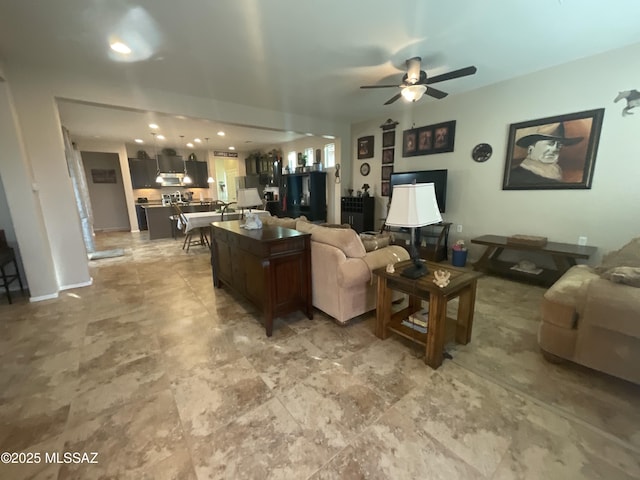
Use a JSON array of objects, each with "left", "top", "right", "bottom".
[{"left": 0, "top": 231, "right": 638, "bottom": 479}]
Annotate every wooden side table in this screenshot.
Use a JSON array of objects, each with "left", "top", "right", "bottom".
[{"left": 373, "top": 260, "right": 482, "bottom": 368}]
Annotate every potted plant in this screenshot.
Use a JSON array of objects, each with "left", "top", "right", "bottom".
[{"left": 451, "top": 240, "right": 468, "bottom": 267}]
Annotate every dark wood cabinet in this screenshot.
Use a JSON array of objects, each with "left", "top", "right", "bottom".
[
  {"left": 281, "top": 172, "right": 326, "bottom": 221},
  {"left": 186, "top": 160, "right": 209, "bottom": 188},
  {"left": 210, "top": 221, "right": 313, "bottom": 336},
  {"left": 128, "top": 158, "right": 159, "bottom": 189},
  {"left": 341, "top": 196, "right": 374, "bottom": 233}
]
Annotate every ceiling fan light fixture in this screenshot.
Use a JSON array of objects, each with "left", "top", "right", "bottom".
[{"left": 401, "top": 84, "right": 427, "bottom": 102}]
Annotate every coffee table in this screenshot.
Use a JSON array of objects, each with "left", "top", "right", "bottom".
[{"left": 373, "top": 260, "right": 482, "bottom": 368}]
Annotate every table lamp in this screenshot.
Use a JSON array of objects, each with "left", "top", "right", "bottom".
[
  {"left": 385, "top": 183, "right": 442, "bottom": 278},
  {"left": 236, "top": 188, "right": 263, "bottom": 218}
]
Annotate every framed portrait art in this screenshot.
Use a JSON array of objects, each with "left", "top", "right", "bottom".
[
  {"left": 403, "top": 120, "right": 456, "bottom": 157},
  {"left": 382, "top": 131, "right": 395, "bottom": 148},
  {"left": 381, "top": 165, "right": 393, "bottom": 181},
  {"left": 502, "top": 108, "right": 604, "bottom": 190},
  {"left": 381, "top": 181, "right": 390, "bottom": 197},
  {"left": 402, "top": 129, "right": 417, "bottom": 157},
  {"left": 357, "top": 136, "right": 374, "bottom": 159},
  {"left": 382, "top": 148, "right": 394, "bottom": 165}
]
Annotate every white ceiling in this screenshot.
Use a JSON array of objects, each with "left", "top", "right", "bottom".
[{"left": 2, "top": 0, "right": 640, "bottom": 149}]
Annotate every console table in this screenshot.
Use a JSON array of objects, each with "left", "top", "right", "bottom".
[
  {"left": 471, "top": 234, "right": 597, "bottom": 287},
  {"left": 210, "top": 221, "right": 313, "bottom": 336},
  {"left": 373, "top": 260, "right": 482, "bottom": 369},
  {"left": 386, "top": 222, "right": 452, "bottom": 262}
]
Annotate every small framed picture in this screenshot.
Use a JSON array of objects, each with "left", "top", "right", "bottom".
[
  {"left": 382, "top": 148, "right": 394, "bottom": 164},
  {"left": 402, "top": 129, "right": 418, "bottom": 157},
  {"left": 381, "top": 181, "right": 390, "bottom": 197},
  {"left": 381, "top": 165, "right": 393, "bottom": 181},
  {"left": 382, "top": 131, "right": 395, "bottom": 148},
  {"left": 357, "top": 135, "right": 374, "bottom": 159},
  {"left": 417, "top": 127, "right": 433, "bottom": 152}
]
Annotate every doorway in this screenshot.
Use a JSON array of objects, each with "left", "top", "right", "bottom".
[{"left": 81, "top": 151, "right": 129, "bottom": 231}]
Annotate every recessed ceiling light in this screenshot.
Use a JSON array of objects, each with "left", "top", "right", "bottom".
[
  {"left": 149, "top": 123, "right": 159, "bottom": 129},
  {"left": 110, "top": 41, "right": 131, "bottom": 54},
  {"left": 186, "top": 142, "right": 194, "bottom": 148},
  {"left": 322, "top": 135, "right": 335, "bottom": 139},
  {"left": 156, "top": 134, "right": 165, "bottom": 140},
  {"left": 217, "top": 131, "right": 225, "bottom": 136},
  {"left": 194, "top": 138, "right": 201, "bottom": 143},
  {"left": 305, "top": 133, "right": 313, "bottom": 136},
  {"left": 134, "top": 138, "right": 144, "bottom": 143},
  {"left": 228, "top": 146, "right": 235, "bottom": 150}
]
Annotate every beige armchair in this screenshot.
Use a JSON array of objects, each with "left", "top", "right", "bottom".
[{"left": 295, "top": 221, "right": 409, "bottom": 324}]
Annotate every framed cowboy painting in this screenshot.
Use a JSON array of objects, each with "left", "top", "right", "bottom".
[{"left": 502, "top": 109, "right": 605, "bottom": 190}]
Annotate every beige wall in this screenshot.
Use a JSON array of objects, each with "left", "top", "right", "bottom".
[
  {"left": 1, "top": 64, "right": 348, "bottom": 298},
  {"left": 351, "top": 42, "right": 640, "bottom": 262}
]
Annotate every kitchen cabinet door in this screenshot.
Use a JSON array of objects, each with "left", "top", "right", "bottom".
[{"left": 129, "top": 158, "right": 155, "bottom": 188}]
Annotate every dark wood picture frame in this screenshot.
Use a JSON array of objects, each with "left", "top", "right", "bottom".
[
  {"left": 357, "top": 135, "right": 374, "bottom": 159},
  {"left": 381, "top": 165, "right": 393, "bottom": 181},
  {"left": 91, "top": 168, "right": 117, "bottom": 184},
  {"left": 382, "top": 148, "right": 394, "bottom": 165},
  {"left": 382, "top": 131, "right": 395, "bottom": 148},
  {"left": 402, "top": 129, "right": 417, "bottom": 157},
  {"left": 381, "top": 181, "right": 390, "bottom": 197},
  {"left": 403, "top": 120, "right": 456, "bottom": 157},
  {"left": 502, "top": 108, "right": 604, "bottom": 190}
]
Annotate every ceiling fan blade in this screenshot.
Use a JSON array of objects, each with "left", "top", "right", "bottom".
[
  {"left": 360, "top": 84, "right": 400, "bottom": 89},
  {"left": 425, "top": 86, "right": 448, "bottom": 99},
  {"left": 426, "top": 66, "right": 477, "bottom": 84},
  {"left": 384, "top": 93, "right": 402, "bottom": 105}
]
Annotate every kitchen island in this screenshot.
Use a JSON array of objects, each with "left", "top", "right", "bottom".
[{"left": 144, "top": 204, "right": 212, "bottom": 240}]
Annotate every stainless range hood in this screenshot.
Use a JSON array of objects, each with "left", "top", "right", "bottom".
[{"left": 158, "top": 172, "right": 185, "bottom": 187}]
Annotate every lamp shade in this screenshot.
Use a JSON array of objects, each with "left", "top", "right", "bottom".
[
  {"left": 236, "top": 188, "right": 262, "bottom": 208},
  {"left": 385, "top": 183, "right": 442, "bottom": 228},
  {"left": 401, "top": 84, "right": 427, "bottom": 102}
]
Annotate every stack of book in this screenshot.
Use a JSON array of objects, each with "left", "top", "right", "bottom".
[{"left": 401, "top": 307, "right": 428, "bottom": 333}]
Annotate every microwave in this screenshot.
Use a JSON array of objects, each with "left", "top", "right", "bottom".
[{"left": 158, "top": 172, "right": 185, "bottom": 187}]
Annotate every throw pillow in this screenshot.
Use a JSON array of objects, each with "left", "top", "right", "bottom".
[
  {"left": 595, "top": 237, "right": 640, "bottom": 273},
  {"left": 601, "top": 266, "right": 640, "bottom": 288},
  {"left": 359, "top": 233, "right": 391, "bottom": 252}
]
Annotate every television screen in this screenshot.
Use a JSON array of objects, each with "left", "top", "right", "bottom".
[{"left": 389, "top": 169, "right": 448, "bottom": 212}]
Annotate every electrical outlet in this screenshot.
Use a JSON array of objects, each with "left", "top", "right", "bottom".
[
  {"left": 578, "top": 236, "right": 587, "bottom": 246},
  {"left": 456, "top": 224, "right": 463, "bottom": 233}
]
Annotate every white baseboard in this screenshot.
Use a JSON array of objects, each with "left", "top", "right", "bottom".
[
  {"left": 59, "top": 277, "right": 93, "bottom": 291},
  {"left": 30, "top": 292, "right": 59, "bottom": 302}
]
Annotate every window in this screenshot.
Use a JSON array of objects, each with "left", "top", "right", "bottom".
[
  {"left": 324, "top": 143, "right": 335, "bottom": 168},
  {"left": 287, "top": 151, "right": 297, "bottom": 171},
  {"left": 304, "top": 147, "right": 314, "bottom": 166}
]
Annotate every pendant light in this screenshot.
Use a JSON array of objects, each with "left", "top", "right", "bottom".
[
  {"left": 152, "top": 132, "right": 162, "bottom": 183},
  {"left": 205, "top": 137, "right": 214, "bottom": 183},
  {"left": 181, "top": 135, "right": 192, "bottom": 184}
]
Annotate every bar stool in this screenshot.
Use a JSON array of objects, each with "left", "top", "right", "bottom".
[{"left": 0, "top": 246, "right": 25, "bottom": 304}]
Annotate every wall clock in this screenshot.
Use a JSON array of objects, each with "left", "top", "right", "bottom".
[
  {"left": 472, "top": 143, "right": 492, "bottom": 162},
  {"left": 360, "top": 162, "right": 370, "bottom": 176}
]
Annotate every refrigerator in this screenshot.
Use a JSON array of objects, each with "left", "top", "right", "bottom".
[{"left": 235, "top": 175, "right": 265, "bottom": 198}]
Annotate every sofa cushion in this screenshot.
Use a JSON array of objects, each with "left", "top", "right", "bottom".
[
  {"left": 595, "top": 237, "right": 640, "bottom": 273},
  {"left": 601, "top": 266, "right": 640, "bottom": 288},
  {"left": 296, "top": 221, "right": 366, "bottom": 258},
  {"left": 359, "top": 232, "right": 391, "bottom": 252},
  {"left": 262, "top": 215, "right": 307, "bottom": 229}
]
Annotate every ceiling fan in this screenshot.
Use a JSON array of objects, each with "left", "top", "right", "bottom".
[{"left": 360, "top": 57, "right": 477, "bottom": 105}]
